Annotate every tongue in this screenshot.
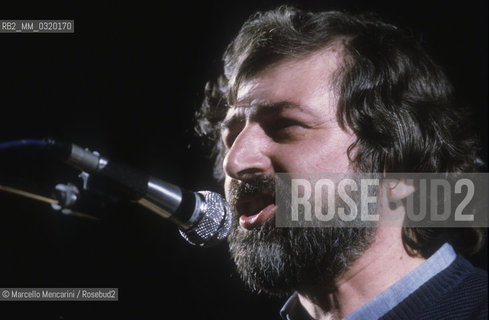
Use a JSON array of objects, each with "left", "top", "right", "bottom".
[{"left": 239, "top": 203, "right": 276, "bottom": 229}]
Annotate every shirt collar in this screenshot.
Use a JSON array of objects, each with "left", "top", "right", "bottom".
[
  {"left": 280, "top": 292, "right": 313, "bottom": 320},
  {"left": 280, "top": 243, "right": 456, "bottom": 320}
]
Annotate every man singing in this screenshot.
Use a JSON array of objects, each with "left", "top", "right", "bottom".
[{"left": 197, "top": 6, "right": 487, "bottom": 319}]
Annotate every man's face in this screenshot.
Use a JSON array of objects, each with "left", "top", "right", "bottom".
[
  {"left": 222, "top": 47, "right": 356, "bottom": 229},
  {"left": 221, "top": 47, "right": 375, "bottom": 296}
]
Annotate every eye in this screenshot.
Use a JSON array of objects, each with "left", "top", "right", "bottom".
[
  {"left": 264, "top": 118, "right": 307, "bottom": 141},
  {"left": 274, "top": 118, "right": 302, "bottom": 130}
]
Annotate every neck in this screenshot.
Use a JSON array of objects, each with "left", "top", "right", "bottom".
[{"left": 297, "top": 227, "right": 425, "bottom": 320}]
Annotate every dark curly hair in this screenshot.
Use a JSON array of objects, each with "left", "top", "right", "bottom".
[{"left": 196, "top": 6, "right": 486, "bottom": 258}]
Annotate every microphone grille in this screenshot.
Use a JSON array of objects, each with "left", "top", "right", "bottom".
[{"left": 179, "top": 191, "right": 232, "bottom": 247}]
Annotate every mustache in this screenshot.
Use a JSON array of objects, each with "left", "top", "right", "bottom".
[{"left": 228, "top": 175, "right": 275, "bottom": 205}]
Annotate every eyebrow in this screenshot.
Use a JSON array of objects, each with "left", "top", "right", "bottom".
[{"left": 220, "top": 101, "right": 303, "bottom": 130}]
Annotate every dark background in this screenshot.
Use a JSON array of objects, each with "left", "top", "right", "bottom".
[{"left": 0, "top": 1, "right": 486, "bottom": 319}]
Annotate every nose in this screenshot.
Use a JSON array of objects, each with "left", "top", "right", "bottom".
[{"left": 223, "top": 123, "right": 273, "bottom": 180}]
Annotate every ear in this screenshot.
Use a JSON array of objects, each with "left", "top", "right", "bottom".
[{"left": 385, "top": 179, "right": 416, "bottom": 200}]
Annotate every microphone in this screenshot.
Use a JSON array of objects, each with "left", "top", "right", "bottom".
[{"left": 48, "top": 140, "right": 232, "bottom": 247}]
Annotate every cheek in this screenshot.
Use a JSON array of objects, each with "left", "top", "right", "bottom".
[
  {"left": 319, "top": 138, "right": 355, "bottom": 171},
  {"left": 277, "top": 131, "right": 355, "bottom": 173}
]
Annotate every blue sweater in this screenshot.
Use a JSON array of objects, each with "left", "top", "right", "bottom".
[{"left": 380, "top": 255, "right": 488, "bottom": 320}]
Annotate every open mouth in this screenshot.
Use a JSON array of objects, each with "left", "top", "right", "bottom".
[{"left": 236, "top": 193, "right": 276, "bottom": 230}]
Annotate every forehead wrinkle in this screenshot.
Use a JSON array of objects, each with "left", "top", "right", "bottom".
[
  {"left": 235, "top": 100, "right": 301, "bottom": 112},
  {"left": 221, "top": 100, "right": 312, "bottom": 130}
]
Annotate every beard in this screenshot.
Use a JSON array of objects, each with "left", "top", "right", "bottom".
[{"left": 227, "top": 175, "right": 377, "bottom": 298}]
